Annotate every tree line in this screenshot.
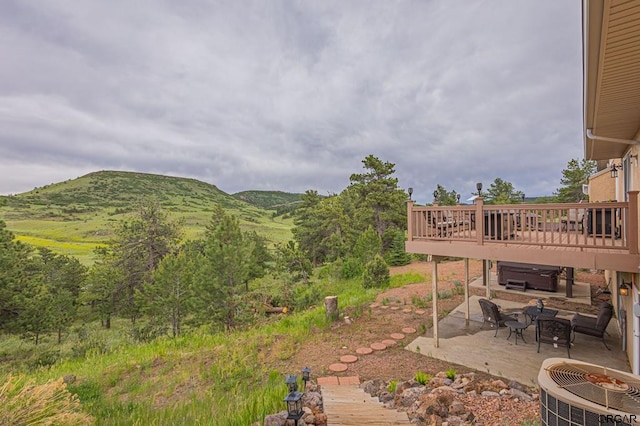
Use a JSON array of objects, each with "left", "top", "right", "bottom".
[{"left": 0, "top": 155, "right": 593, "bottom": 345}]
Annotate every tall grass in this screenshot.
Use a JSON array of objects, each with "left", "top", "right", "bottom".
[{"left": 2, "top": 270, "right": 420, "bottom": 424}]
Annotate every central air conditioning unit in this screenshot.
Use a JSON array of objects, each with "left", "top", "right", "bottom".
[{"left": 538, "top": 358, "right": 640, "bottom": 425}]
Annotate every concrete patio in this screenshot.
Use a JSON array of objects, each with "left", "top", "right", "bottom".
[{"left": 405, "top": 275, "right": 631, "bottom": 387}]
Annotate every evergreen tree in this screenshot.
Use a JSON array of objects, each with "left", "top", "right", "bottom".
[
  {"left": 37, "top": 248, "right": 87, "bottom": 343},
  {"left": 0, "top": 220, "right": 32, "bottom": 332},
  {"left": 348, "top": 155, "right": 407, "bottom": 238},
  {"left": 432, "top": 184, "right": 460, "bottom": 206},
  {"left": 83, "top": 247, "right": 124, "bottom": 329},
  {"left": 554, "top": 158, "right": 596, "bottom": 202},
  {"left": 195, "top": 212, "right": 253, "bottom": 331},
  {"left": 274, "top": 240, "right": 312, "bottom": 284},
  {"left": 485, "top": 178, "right": 523, "bottom": 204},
  {"left": 142, "top": 250, "right": 196, "bottom": 337},
  {"left": 111, "top": 200, "right": 183, "bottom": 323},
  {"left": 385, "top": 229, "right": 411, "bottom": 266}
]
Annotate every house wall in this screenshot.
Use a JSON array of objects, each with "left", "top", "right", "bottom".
[{"left": 588, "top": 168, "right": 615, "bottom": 202}]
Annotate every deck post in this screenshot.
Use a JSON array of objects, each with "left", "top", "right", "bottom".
[
  {"left": 432, "top": 260, "right": 439, "bottom": 348},
  {"left": 407, "top": 200, "right": 414, "bottom": 243},
  {"left": 464, "top": 257, "right": 470, "bottom": 325},
  {"left": 628, "top": 191, "right": 639, "bottom": 255},
  {"left": 476, "top": 197, "right": 484, "bottom": 245}
]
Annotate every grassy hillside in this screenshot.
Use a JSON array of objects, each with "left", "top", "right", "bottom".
[
  {"left": 233, "top": 190, "right": 302, "bottom": 210},
  {"left": 0, "top": 171, "right": 293, "bottom": 264}
]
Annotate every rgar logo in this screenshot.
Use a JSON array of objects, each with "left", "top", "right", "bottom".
[{"left": 599, "top": 414, "right": 638, "bottom": 424}]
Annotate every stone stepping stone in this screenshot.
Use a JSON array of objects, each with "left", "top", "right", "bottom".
[
  {"left": 379, "top": 305, "right": 390, "bottom": 310},
  {"left": 402, "top": 308, "right": 412, "bottom": 313},
  {"left": 356, "top": 347, "right": 373, "bottom": 355},
  {"left": 390, "top": 306, "right": 400, "bottom": 311},
  {"left": 370, "top": 342, "right": 387, "bottom": 351},
  {"left": 328, "top": 363, "right": 348, "bottom": 372},
  {"left": 390, "top": 333, "right": 406, "bottom": 340},
  {"left": 369, "top": 303, "right": 380, "bottom": 308},
  {"left": 381, "top": 339, "right": 397, "bottom": 347},
  {"left": 339, "top": 355, "right": 358, "bottom": 363},
  {"left": 402, "top": 327, "right": 417, "bottom": 334},
  {"left": 415, "top": 309, "right": 426, "bottom": 315}
]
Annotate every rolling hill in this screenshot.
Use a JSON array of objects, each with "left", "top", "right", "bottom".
[{"left": 0, "top": 170, "right": 295, "bottom": 264}]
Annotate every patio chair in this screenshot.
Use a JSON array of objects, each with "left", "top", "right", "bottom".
[
  {"left": 478, "top": 298, "right": 517, "bottom": 337},
  {"left": 571, "top": 302, "right": 613, "bottom": 350},
  {"left": 536, "top": 317, "right": 572, "bottom": 358}
]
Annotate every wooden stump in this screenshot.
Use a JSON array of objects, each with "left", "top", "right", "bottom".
[{"left": 325, "top": 296, "right": 339, "bottom": 321}]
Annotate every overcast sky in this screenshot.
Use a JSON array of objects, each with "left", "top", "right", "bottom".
[{"left": 0, "top": 1, "right": 583, "bottom": 202}]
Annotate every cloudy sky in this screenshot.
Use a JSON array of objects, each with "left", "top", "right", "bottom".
[{"left": 0, "top": 1, "right": 583, "bottom": 202}]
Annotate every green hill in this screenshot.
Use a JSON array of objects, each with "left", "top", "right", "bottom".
[
  {"left": 0, "top": 171, "right": 293, "bottom": 264},
  {"left": 233, "top": 190, "right": 302, "bottom": 214}
]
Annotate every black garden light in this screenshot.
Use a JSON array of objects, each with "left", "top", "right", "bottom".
[
  {"left": 301, "top": 367, "right": 311, "bottom": 390},
  {"left": 407, "top": 187, "right": 413, "bottom": 200},
  {"left": 284, "top": 390, "right": 304, "bottom": 425},
  {"left": 476, "top": 182, "right": 482, "bottom": 197},
  {"left": 285, "top": 374, "right": 298, "bottom": 392}
]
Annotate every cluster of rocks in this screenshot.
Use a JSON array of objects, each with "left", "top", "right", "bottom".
[
  {"left": 362, "top": 371, "right": 537, "bottom": 426},
  {"left": 261, "top": 382, "right": 327, "bottom": 426}
]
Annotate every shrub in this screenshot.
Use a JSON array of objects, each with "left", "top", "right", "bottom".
[
  {"left": 387, "top": 380, "right": 398, "bottom": 393},
  {"left": 362, "top": 255, "right": 390, "bottom": 289},
  {"left": 341, "top": 257, "right": 364, "bottom": 279}
]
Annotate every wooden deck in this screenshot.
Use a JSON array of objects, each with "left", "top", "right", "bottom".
[{"left": 406, "top": 194, "right": 640, "bottom": 272}]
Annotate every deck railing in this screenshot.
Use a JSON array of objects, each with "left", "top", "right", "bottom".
[{"left": 407, "top": 191, "right": 638, "bottom": 254}]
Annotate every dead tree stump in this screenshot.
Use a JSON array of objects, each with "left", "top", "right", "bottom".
[{"left": 325, "top": 296, "right": 339, "bottom": 321}]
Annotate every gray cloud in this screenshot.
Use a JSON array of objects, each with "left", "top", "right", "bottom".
[{"left": 0, "top": 0, "right": 584, "bottom": 203}]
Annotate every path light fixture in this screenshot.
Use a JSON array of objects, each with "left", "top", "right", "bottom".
[
  {"left": 285, "top": 374, "right": 298, "bottom": 392},
  {"left": 620, "top": 282, "right": 630, "bottom": 296},
  {"left": 476, "top": 182, "right": 482, "bottom": 197},
  {"left": 284, "top": 390, "right": 304, "bottom": 426},
  {"left": 456, "top": 193, "right": 461, "bottom": 204},
  {"left": 407, "top": 187, "right": 413, "bottom": 200},
  {"left": 611, "top": 163, "right": 622, "bottom": 178},
  {"left": 522, "top": 193, "right": 526, "bottom": 203},
  {"left": 301, "top": 367, "right": 311, "bottom": 390}
]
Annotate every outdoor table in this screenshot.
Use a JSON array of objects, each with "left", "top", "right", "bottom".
[
  {"left": 523, "top": 306, "right": 558, "bottom": 327},
  {"left": 505, "top": 320, "right": 527, "bottom": 345}
]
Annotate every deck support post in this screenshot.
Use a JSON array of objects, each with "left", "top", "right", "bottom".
[
  {"left": 628, "top": 191, "right": 639, "bottom": 255},
  {"left": 485, "top": 260, "right": 492, "bottom": 299},
  {"left": 464, "top": 258, "right": 470, "bottom": 325},
  {"left": 407, "top": 200, "right": 414, "bottom": 243},
  {"left": 432, "top": 259, "right": 439, "bottom": 348},
  {"left": 476, "top": 197, "right": 484, "bottom": 245}
]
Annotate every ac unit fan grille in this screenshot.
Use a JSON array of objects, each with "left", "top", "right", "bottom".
[{"left": 546, "top": 362, "right": 640, "bottom": 414}]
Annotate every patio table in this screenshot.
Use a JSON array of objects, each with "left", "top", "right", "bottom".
[
  {"left": 505, "top": 320, "right": 527, "bottom": 345},
  {"left": 523, "top": 306, "right": 558, "bottom": 327}
]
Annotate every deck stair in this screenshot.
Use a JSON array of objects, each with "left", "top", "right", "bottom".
[{"left": 319, "top": 376, "right": 411, "bottom": 425}]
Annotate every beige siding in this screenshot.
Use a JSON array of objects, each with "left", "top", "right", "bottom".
[{"left": 589, "top": 169, "right": 616, "bottom": 202}]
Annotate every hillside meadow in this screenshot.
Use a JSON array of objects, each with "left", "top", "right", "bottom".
[{"left": 0, "top": 171, "right": 296, "bottom": 264}]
